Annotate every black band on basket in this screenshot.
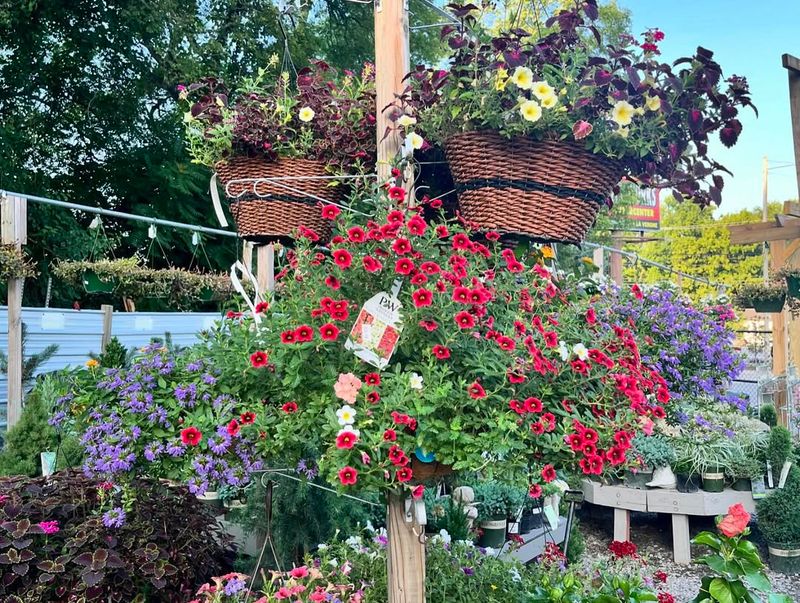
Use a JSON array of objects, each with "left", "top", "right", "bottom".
[{"left": 455, "top": 178, "right": 608, "bottom": 205}]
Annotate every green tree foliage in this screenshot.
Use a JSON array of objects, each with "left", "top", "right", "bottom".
[
  {"left": 624, "top": 197, "right": 781, "bottom": 302},
  {"left": 0, "top": 1, "right": 444, "bottom": 310},
  {"left": 0, "top": 322, "right": 58, "bottom": 387},
  {"left": 0, "top": 379, "right": 82, "bottom": 476}
]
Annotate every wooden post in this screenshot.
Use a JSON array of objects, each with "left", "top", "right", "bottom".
[
  {"left": 613, "top": 508, "right": 630, "bottom": 542},
  {"left": 610, "top": 231, "right": 623, "bottom": 285},
  {"left": 1, "top": 194, "right": 27, "bottom": 428},
  {"left": 374, "top": 0, "right": 410, "bottom": 182},
  {"left": 100, "top": 304, "right": 114, "bottom": 353},
  {"left": 671, "top": 514, "right": 691, "bottom": 565},
  {"left": 243, "top": 241, "right": 254, "bottom": 275},
  {"left": 782, "top": 54, "right": 800, "bottom": 200},
  {"left": 256, "top": 244, "right": 275, "bottom": 296},
  {"left": 592, "top": 247, "right": 604, "bottom": 276},
  {"left": 771, "top": 239, "right": 788, "bottom": 379},
  {"left": 374, "top": 1, "right": 421, "bottom": 601},
  {"left": 762, "top": 156, "right": 769, "bottom": 282},
  {"left": 387, "top": 493, "right": 425, "bottom": 603}
]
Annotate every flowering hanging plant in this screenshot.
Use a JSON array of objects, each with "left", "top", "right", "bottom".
[
  {"left": 182, "top": 59, "right": 376, "bottom": 173},
  {"left": 197, "top": 171, "right": 670, "bottom": 496},
  {"left": 399, "top": 1, "right": 755, "bottom": 205},
  {"left": 53, "top": 344, "right": 263, "bottom": 495}
]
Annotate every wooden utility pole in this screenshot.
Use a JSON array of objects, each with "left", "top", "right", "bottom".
[
  {"left": 374, "top": 2, "right": 423, "bottom": 602},
  {"left": 1, "top": 194, "right": 27, "bottom": 428}
]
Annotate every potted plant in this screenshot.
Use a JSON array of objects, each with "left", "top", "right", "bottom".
[
  {"left": 727, "top": 454, "right": 763, "bottom": 492},
  {"left": 732, "top": 282, "right": 787, "bottom": 313},
  {"left": 627, "top": 435, "right": 674, "bottom": 489},
  {"left": 400, "top": 2, "right": 753, "bottom": 244},
  {"left": 757, "top": 467, "right": 800, "bottom": 574},
  {"left": 674, "top": 436, "right": 737, "bottom": 494},
  {"left": 672, "top": 459, "right": 701, "bottom": 493},
  {"left": 778, "top": 267, "right": 800, "bottom": 298},
  {"left": 182, "top": 61, "right": 376, "bottom": 243},
  {"left": 766, "top": 425, "right": 794, "bottom": 487},
  {"left": 474, "top": 482, "right": 512, "bottom": 548},
  {"left": 519, "top": 494, "right": 544, "bottom": 534},
  {"left": 0, "top": 244, "right": 38, "bottom": 280}
]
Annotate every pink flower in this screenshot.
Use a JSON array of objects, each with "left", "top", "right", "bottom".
[
  {"left": 289, "top": 566, "right": 309, "bottom": 579},
  {"left": 38, "top": 520, "right": 59, "bottom": 535},
  {"left": 334, "top": 372, "right": 363, "bottom": 403},
  {"left": 572, "top": 120, "right": 593, "bottom": 140}
]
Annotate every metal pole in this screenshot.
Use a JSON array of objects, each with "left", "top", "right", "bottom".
[
  {"left": 0, "top": 190, "right": 237, "bottom": 238},
  {"left": 762, "top": 155, "right": 769, "bottom": 282}
]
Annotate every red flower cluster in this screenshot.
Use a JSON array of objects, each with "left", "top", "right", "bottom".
[{"left": 608, "top": 540, "right": 638, "bottom": 559}]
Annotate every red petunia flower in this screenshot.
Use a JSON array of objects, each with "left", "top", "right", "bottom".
[
  {"left": 606, "top": 446, "right": 627, "bottom": 466},
  {"left": 298, "top": 226, "right": 319, "bottom": 242},
  {"left": 280, "top": 330, "right": 297, "bottom": 344},
  {"left": 541, "top": 464, "right": 557, "bottom": 483},
  {"left": 467, "top": 381, "right": 486, "bottom": 399},
  {"left": 507, "top": 371, "right": 526, "bottom": 384},
  {"left": 419, "top": 261, "right": 440, "bottom": 275},
  {"left": 364, "top": 372, "right": 381, "bottom": 386},
  {"left": 409, "top": 272, "right": 428, "bottom": 285},
  {"left": 367, "top": 391, "right": 380, "bottom": 404},
  {"left": 451, "top": 233, "right": 471, "bottom": 250},
  {"left": 454, "top": 311, "right": 476, "bottom": 330},
  {"left": 319, "top": 323, "right": 340, "bottom": 341},
  {"left": 250, "top": 350, "right": 269, "bottom": 368},
  {"left": 281, "top": 401, "right": 298, "bottom": 413},
  {"left": 338, "top": 466, "right": 358, "bottom": 486},
  {"left": 240, "top": 411, "right": 256, "bottom": 425},
  {"left": 485, "top": 231, "right": 501, "bottom": 241},
  {"left": 451, "top": 286, "right": 471, "bottom": 303},
  {"left": 396, "top": 467, "right": 413, "bottom": 483},
  {"left": 652, "top": 405, "right": 666, "bottom": 419},
  {"left": 227, "top": 419, "right": 241, "bottom": 436},
  {"left": 383, "top": 428, "right": 397, "bottom": 442},
  {"left": 419, "top": 319, "right": 438, "bottom": 332},
  {"left": 180, "top": 427, "right": 202, "bottom": 446},
  {"left": 586, "top": 307, "right": 597, "bottom": 325},
  {"left": 653, "top": 571, "right": 668, "bottom": 584},
  {"left": 388, "top": 445, "right": 408, "bottom": 466},
  {"left": 336, "top": 430, "right": 358, "bottom": 449},
  {"left": 321, "top": 204, "right": 341, "bottom": 220},
  {"left": 362, "top": 255, "right": 383, "bottom": 273},
  {"left": 496, "top": 336, "right": 516, "bottom": 351},
  {"left": 656, "top": 387, "right": 670, "bottom": 404},
  {"left": 528, "top": 484, "right": 542, "bottom": 499},
  {"left": 631, "top": 283, "right": 644, "bottom": 300},
  {"left": 332, "top": 249, "right": 353, "bottom": 269},
  {"left": 407, "top": 216, "right": 427, "bottom": 236},
  {"left": 432, "top": 345, "right": 450, "bottom": 360},
  {"left": 348, "top": 226, "right": 367, "bottom": 243},
  {"left": 325, "top": 275, "right": 341, "bottom": 290},
  {"left": 255, "top": 301, "right": 270, "bottom": 314},
  {"left": 387, "top": 209, "right": 405, "bottom": 224},
  {"left": 411, "top": 288, "right": 433, "bottom": 308},
  {"left": 392, "top": 238, "right": 412, "bottom": 255},
  {"left": 388, "top": 186, "right": 406, "bottom": 202},
  {"left": 524, "top": 397, "right": 543, "bottom": 413},
  {"left": 530, "top": 421, "right": 545, "bottom": 435},
  {"left": 294, "top": 325, "right": 314, "bottom": 342},
  {"left": 395, "top": 258, "right": 415, "bottom": 275},
  {"left": 435, "top": 225, "right": 449, "bottom": 238}
]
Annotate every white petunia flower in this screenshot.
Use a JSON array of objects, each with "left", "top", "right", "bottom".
[
  {"left": 336, "top": 405, "right": 357, "bottom": 425},
  {"left": 298, "top": 106, "right": 315, "bottom": 122},
  {"left": 558, "top": 341, "right": 570, "bottom": 362},
  {"left": 409, "top": 373, "right": 424, "bottom": 390},
  {"left": 338, "top": 426, "right": 360, "bottom": 437},
  {"left": 572, "top": 343, "right": 589, "bottom": 361},
  {"left": 397, "top": 114, "right": 417, "bottom": 127}
]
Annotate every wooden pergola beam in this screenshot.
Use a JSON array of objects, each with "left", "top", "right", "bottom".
[
  {"left": 783, "top": 54, "right": 800, "bottom": 200},
  {"left": 728, "top": 220, "right": 800, "bottom": 245}
]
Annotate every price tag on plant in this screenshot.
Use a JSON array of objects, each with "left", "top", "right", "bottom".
[{"left": 345, "top": 291, "right": 403, "bottom": 369}]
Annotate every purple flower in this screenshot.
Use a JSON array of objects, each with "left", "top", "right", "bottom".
[
  {"left": 38, "top": 520, "right": 60, "bottom": 535},
  {"left": 223, "top": 577, "right": 246, "bottom": 596},
  {"left": 102, "top": 507, "right": 126, "bottom": 528},
  {"left": 462, "top": 567, "right": 474, "bottom": 576}
]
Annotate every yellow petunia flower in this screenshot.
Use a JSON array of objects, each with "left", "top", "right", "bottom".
[
  {"left": 531, "top": 80, "right": 555, "bottom": 100},
  {"left": 298, "top": 106, "right": 315, "bottom": 122},
  {"left": 397, "top": 114, "right": 417, "bottom": 127},
  {"left": 540, "top": 94, "right": 558, "bottom": 109},
  {"left": 541, "top": 246, "right": 555, "bottom": 259},
  {"left": 611, "top": 100, "right": 635, "bottom": 126},
  {"left": 519, "top": 100, "right": 542, "bottom": 122},
  {"left": 510, "top": 66, "right": 534, "bottom": 90},
  {"left": 645, "top": 95, "right": 662, "bottom": 111}
]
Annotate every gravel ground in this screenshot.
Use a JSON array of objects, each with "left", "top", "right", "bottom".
[{"left": 579, "top": 507, "right": 799, "bottom": 602}]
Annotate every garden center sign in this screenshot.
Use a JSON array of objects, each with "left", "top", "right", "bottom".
[{"left": 626, "top": 189, "right": 661, "bottom": 231}]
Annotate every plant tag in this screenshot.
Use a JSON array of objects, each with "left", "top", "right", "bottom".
[
  {"left": 543, "top": 505, "right": 559, "bottom": 530},
  {"left": 751, "top": 476, "right": 767, "bottom": 499},
  {"left": 345, "top": 291, "right": 403, "bottom": 369},
  {"left": 767, "top": 461, "right": 774, "bottom": 488},
  {"left": 778, "top": 461, "right": 793, "bottom": 489}
]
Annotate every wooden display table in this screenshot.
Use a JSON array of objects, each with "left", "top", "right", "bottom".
[
  {"left": 582, "top": 480, "right": 757, "bottom": 564},
  {"left": 502, "top": 517, "right": 568, "bottom": 563}
]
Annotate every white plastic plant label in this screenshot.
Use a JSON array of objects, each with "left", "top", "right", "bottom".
[{"left": 345, "top": 291, "right": 403, "bottom": 369}]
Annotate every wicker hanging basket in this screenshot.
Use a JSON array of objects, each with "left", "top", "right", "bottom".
[
  {"left": 215, "top": 156, "right": 340, "bottom": 244},
  {"left": 444, "top": 131, "right": 624, "bottom": 244}
]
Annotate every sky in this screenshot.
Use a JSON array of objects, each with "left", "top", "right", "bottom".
[{"left": 618, "top": 0, "right": 800, "bottom": 216}]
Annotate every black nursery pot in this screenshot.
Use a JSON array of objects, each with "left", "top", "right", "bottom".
[
  {"left": 675, "top": 473, "right": 700, "bottom": 493},
  {"left": 519, "top": 509, "right": 543, "bottom": 534}
]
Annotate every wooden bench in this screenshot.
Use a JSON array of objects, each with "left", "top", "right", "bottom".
[{"left": 582, "top": 480, "right": 756, "bottom": 564}]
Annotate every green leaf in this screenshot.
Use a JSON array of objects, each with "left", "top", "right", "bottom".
[
  {"left": 767, "top": 594, "right": 793, "bottom": 603},
  {"left": 157, "top": 377, "right": 167, "bottom": 389},
  {"left": 693, "top": 532, "right": 723, "bottom": 550},
  {"left": 743, "top": 571, "right": 771, "bottom": 592},
  {"left": 709, "top": 578, "right": 734, "bottom": 603}
]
